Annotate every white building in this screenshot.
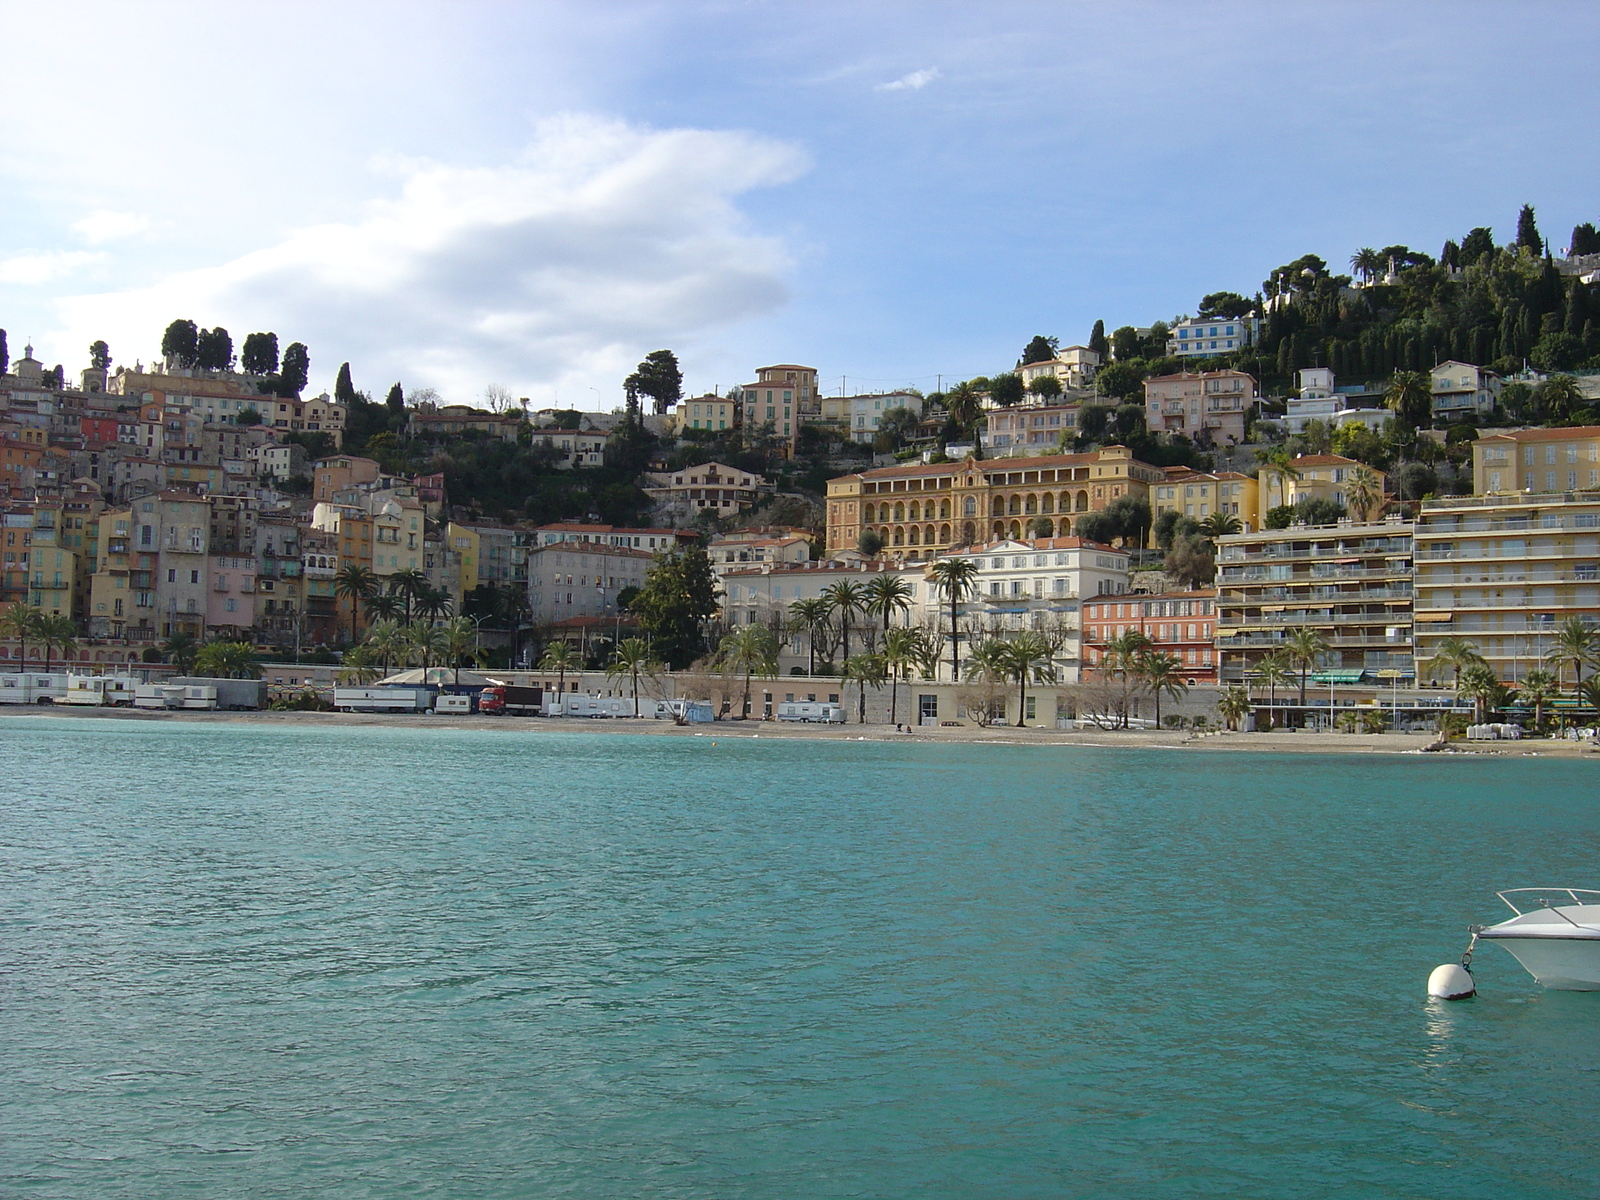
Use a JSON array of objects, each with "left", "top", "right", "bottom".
[
  {"left": 1431, "top": 360, "right": 1502, "bottom": 422},
  {"left": 1018, "top": 346, "right": 1100, "bottom": 390},
  {"left": 531, "top": 428, "right": 607, "bottom": 468},
  {"left": 640, "top": 461, "right": 772, "bottom": 518},
  {"left": 719, "top": 560, "right": 925, "bottom": 674},
  {"left": 923, "top": 536, "right": 1131, "bottom": 682},
  {"left": 1167, "top": 316, "right": 1260, "bottom": 359},
  {"left": 526, "top": 541, "right": 653, "bottom": 627}
]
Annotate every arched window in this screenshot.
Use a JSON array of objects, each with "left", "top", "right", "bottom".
[
  {"left": 908, "top": 501, "right": 921, "bottom": 521},
  {"left": 894, "top": 502, "right": 905, "bottom": 522},
  {"left": 1024, "top": 494, "right": 1037, "bottom": 515},
  {"left": 1009, "top": 520, "right": 1023, "bottom": 539},
  {"left": 991, "top": 496, "right": 1004, "bottom": 517},
  {"left": 939, "top": 499, "right": 951, "bottom": 519},
  {"left": 939, "top": 523, "right": 951, "bottom": 543},
  {"left": 1009, "top": 495, "right": 1022, "bottom": 516},
  {"left": 963, "top": 496, "right": 976, "bottom": 517},
  {"left": 1040, "top": 494, "right": 1054, "bottom": 514},
  {"left": 863, "top": 503, "right": 876, "bottom": 523},
  {"left": 1076, "top": 491, "right": 1089, "bottom": 512},
  {"left": 908, "top": 526, "right": 920, "bottom": 545},
  {"left": 892, "top": 526, "right": 905, "bottom": 546},
  {"left": 924, "top": 524, "right": 935, "bottom": 545}
]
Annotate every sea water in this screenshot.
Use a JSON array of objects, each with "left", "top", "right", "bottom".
[{"left": 2, "top": 717, "right": 1598, "bottom": 1198}]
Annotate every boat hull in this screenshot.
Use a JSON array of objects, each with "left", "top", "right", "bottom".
[{"left": 1484, "top": 936, "right": 1600, "bottom": 991}]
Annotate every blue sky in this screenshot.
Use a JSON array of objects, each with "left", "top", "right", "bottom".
[{"left": 2, "top": 1, "right": 1596, "bottom": 407}]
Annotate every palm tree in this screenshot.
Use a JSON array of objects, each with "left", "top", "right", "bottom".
[
  {"left": 388, "top": 568, "right": 430, "bottom": 620},
  {"left": 787, "top": 598, "right": 832, "bottom": 676},
  {"left": 1578, "top": 678, "right": 1600, "bottom": 729},
  {"left": 928, "top": 557, "right": 980, "bottom": 681},
  {"left": 717, "top": 624, "right": 778, "bottom": 719},
  {"left": 990, "top": 631, "right": 1057, "bottom": 727},
  {"left": 1458, "top": 661, "right": 1504, "bottom": 723},
  {"left": 863, "top": 575, "right": 915, "bottom": 644},
  {"left": 416, "top": 587, "right": 455, "bottom": 622},
  {"left": 881, "top": 626, "right": 932, "bottom": 726},
  {"left": 822, "top": 580, "right": 868, "bottom": 669},
  {"left": 195, "top": 640, "right": 262, "bottom": 679},
  {"left": 1251, "top": 648, "right": 1295, "bottom": 719},
  {"left": 1284, "top": 626, "right": 1330, "bottom": 707},
  {"left": 364, "top": 619, "right": 406, "bottom": 675},
  {"left": 1101, "top": 629, "right": 1153, "bottom": 678},
  {"left": 440, "top": 616, "right": 476, "bottom": 688},
  {"left": 0, "top": 603, "right": 40, "bottom": 670},
  {"left": 1345, "top": 466, "right": 1381, "bottom": 522},
  {"left": 606, "top": 637, "right": 661, "bottom": 717},
  {"left": 1538, "top": 375, "right": 1584, "bottom": 422},
  {"left": 1521, "top": 668, "right": 1559, "bottom": 729},
  {"left": 337, "top": 644, "right": 383, "bottom": 684},
  {"left": 1136, "top": 650, "right": 1190, "bottom": 729},
  {"left": 1350, "top": 247, "right": 1381, "bottom": 283},
  {"left": 35, "top": 613, "right": 77, "bottom": 674},
  {"left": 944, "top": 381, "right": 982, "bottom": 439},
  {"left": 842, "top": 652, "right": 887, "bottom": 724},
  {"left": 364, "top": 592, "right": 405, "bottom": 623},
  {"left": 539, "top": 641, "right": 581, "bottom": 701},
  {"left": 161, "top": 630, "right": 199, "bottom": 674},
  {"left": 1198, "top": 512, "right": 1242, "bottom": 539},
  {"left": 1424, "top": 635, "right": 1484, "bottom": 692},
  {"left": 334, "top": 564, "right": 378, "bottom": 644},
  {"left": 1217, "top": 685, "right": 1251, "bottom": 731},
  {"left": 1545, "top": 615, "right": 1598, "bottom": 692},
  {"left": 1384, "top": 370, "right": 1433, "bottom": 429},
  {"left": 403, "top": 620, "right": 447, "bottom": 669}
]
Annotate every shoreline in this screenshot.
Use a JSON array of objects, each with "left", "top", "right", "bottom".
[{"left": 5, "top": 705, "right": 1597, "bottom": 757}]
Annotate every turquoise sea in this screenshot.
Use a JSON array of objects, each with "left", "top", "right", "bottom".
[{"left": 2, "top": 718, "right": 1598, "bottom": 1198}]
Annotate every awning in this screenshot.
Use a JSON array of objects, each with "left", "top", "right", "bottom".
[
  {"left": 1373, "top": 668, "right": 1415, "bottom": 679},
  {"left": 1311, "top": 670, "right": 1367, "bottom": 683},
  {"left": 1414, "top": 611, "right": 1454, "bottom": 623}
]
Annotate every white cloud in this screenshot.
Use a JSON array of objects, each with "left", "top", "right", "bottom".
[
  {"left": 49, "top": 114, "right": 808, "bottom": 401},
  {"left": 0, "top": 250, "right": 103, "bottom": 285},
  {"left": 875, "top": 68, "right": 939, "bottom": 92},
  {"left": 72, "top": 210, "right": 152, "bottom": 244}
]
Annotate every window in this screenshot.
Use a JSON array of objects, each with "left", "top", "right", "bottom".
[{"left": 167, "top": 568, "right": 176, "bottom": 583}]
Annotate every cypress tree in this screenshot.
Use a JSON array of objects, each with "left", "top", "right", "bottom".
[
  {"left": 1088, "top": 319, "right": 1108, "bottom": 359},
  {"left": 1516, "top": 204, "right": 1543, "bottom": 254},
  {"left": 335, "top": 362, "right": 357, "bottom": 404},
  {"left": 1566, "top": 282, "right": 1587, "bottom": 336}
]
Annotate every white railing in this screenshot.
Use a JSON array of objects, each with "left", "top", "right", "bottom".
[{"left": 1497, "top": 888, "right": 1600, "bottom": 916}]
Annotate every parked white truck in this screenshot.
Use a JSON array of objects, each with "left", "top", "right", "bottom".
[{"left": 776, "top": 701, "right": 845, "bottom": 723}]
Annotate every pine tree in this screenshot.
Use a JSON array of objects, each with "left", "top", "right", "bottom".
[
  {"left": 335, "top": 362, "right": 357, "bottom": 404},
  {"left": 161, "top": 319, "right": 200, "bottom": 368},
  {"left": 1517, "top": 204, "right": 1543, "bottom": 254},
  {"left": 89, "top": 340, "right": 111, "bottom": 370},
  {"left": 385, "top": 382, "right": 404, "bottom": 413},
  {"left": 1570, "top": 222, "right": 1600, "bottom": 256}
]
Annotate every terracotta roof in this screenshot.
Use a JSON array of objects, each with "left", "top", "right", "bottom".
[
  {"left": 942, "top": 535, "right": 1121, "bottom": 555},
  {"left": 838, "top": 447, "right": 1145, "bottom": 483},
  {"left": 1283, "top": 454, "right": 1363, "bottom": 467},
  {"left": 1476, "top": 425, "right": 1600, "bottom": 443}
]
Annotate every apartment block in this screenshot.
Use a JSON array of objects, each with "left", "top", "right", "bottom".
[
  {"left": 1413, "top": 492, "right": 1600, "bottom": 683},
  {"left": 1150, "top": 469, "right": 1260, "bottom": 531},
  {"left": 1214, "top": 518, "right": 1415, "bottom": 685},
  {"left": 736, "top": 364, "right": 819, "bottom": 457},
  {"left": 1431, "top": 360, "right": 1501, "bottom": 422},
  {"left": 984, "top": 403, "right": 1081, "bottom": 455},
  {"left": 1166, "top": 316, "right": 1259, "bottom": 359},
  {"left": 1258, "top": 454, "right": 1385, "bottom": 518},
  {"left": 526, "top": 541, "right": 652, "bottom": 627}
]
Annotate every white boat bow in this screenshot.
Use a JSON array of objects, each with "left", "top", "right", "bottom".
[{"left": 1475, "top": 888, "right": 1600, "bottom": 991}]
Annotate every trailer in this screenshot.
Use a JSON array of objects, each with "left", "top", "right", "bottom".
[
  {"left": 0, "top": 673, "right": 70, "bottom": 704},
  {"left": 177, "top": 685, "right": 219, "bottom": 710},
  {"left": 776, "top": 701, "right": 845, "bottom": 724},
  {"left": 334, "top": 686, "right": 438, "bottom": 713},
  {"left": 652, "top": 698, "right": 716, "bottom": 723},
  {"left": 555, "top": 694, "right": 637, "bottom": 718},
  {"left": 62, "top": 675, "right": 137, "bottom": 706},
  {"left": 478, "top": 684, "right": 543, "bottom": 716},
  {"left": 433, "top": 694, "right": 476, "bottom": 715},
  {"left": 169, "top": 677, "right": 265, "bottom": 711},
  {"left": 133, "top": 683, "right": 186, "bottom": 710}
]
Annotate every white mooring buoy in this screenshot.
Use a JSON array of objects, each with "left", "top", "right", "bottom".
[{"left": 1428, "top": 962, "right": 1475, "bottom": 1000}]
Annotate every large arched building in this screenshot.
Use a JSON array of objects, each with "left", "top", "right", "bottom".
[{"left": 825, "top": 446, "right": 1164, "bottom": 559}]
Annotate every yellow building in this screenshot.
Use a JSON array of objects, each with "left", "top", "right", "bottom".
[
  {"left": 1258, "top": 454, "right": 1386, "bottom": 519},
  {"left": 825, "top": 446, "right": 1164, "bottom": 559},
  {"left": 1150, "top": 469, "right": 1262, "bottom": 531},
  {"left": 1474, "top": 425, "right": 1600, "bottom": 495},
  {"left": 26, "top": 503, "right": 78, "bottom": 620},
  {"left": 669, "top": 395, "right": 737, "bottom": 434},
  {"left": 86, "top": 508, "right": 136, "bottom": 637}
]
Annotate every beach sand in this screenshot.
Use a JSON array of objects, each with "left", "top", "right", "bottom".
[{"left": 5, "top": 704, "right": 1596, "bottom": 757}]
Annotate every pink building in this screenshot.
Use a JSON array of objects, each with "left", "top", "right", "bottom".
[
  {"left": 1143, "top": 370, "right": 1256, "bottom": 446},
  {"left": 207, "top": 553, "right": 257, "bottom": 635}
]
